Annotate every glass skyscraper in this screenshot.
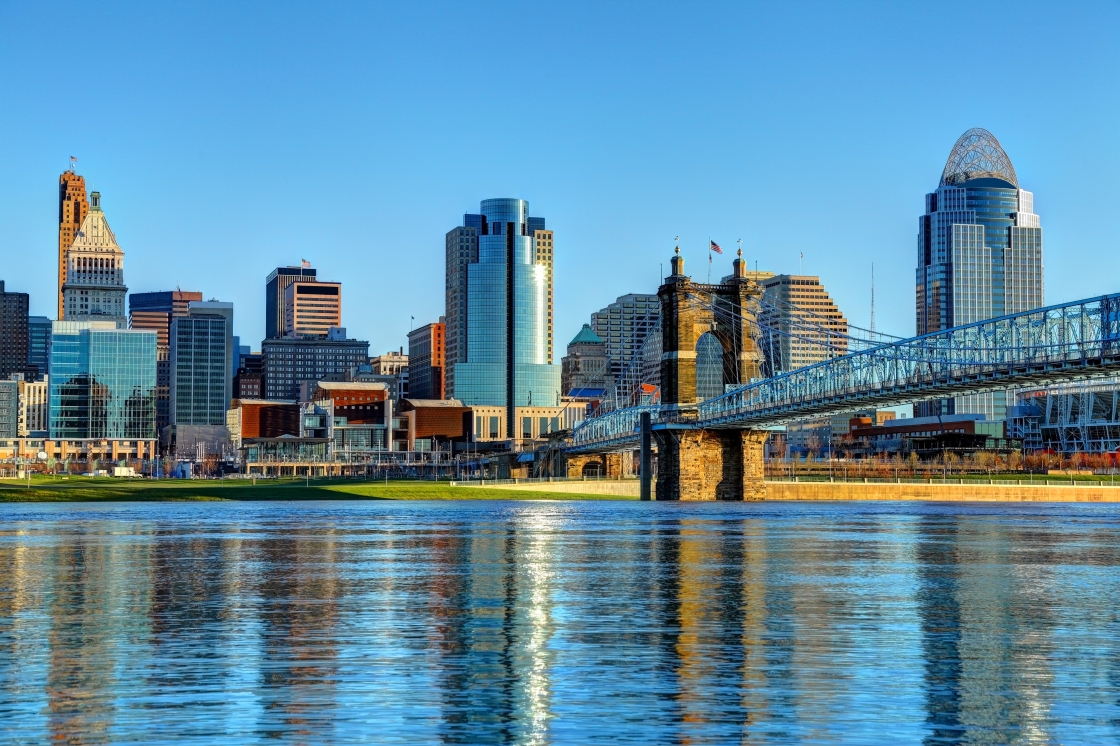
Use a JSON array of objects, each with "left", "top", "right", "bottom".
[
  {"left": 170, "top": 303, "right": 233, "bottom": 426},
  {"left": 49, "top": 321, "right": 157, "bottom": 439},
  {"left": 447, "top": 199, "right": 561, "bottom": 430},
  {"left": 590, "top": 294, "right": 660, "bottom": 383},
  {"left": 28, "top": 316, "right": 52, "bottom": 380},
  {"left": 916, "top": 128, "right": 1044, "bottom": 420}
]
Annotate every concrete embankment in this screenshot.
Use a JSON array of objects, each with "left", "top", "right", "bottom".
[
  {"left": 767, "top": 481, "right": 1120, "bottom": 502},
  {"left": 451, "top": 480, "right": 645, "bottom": 497},
  {"left": 454, "top": 479, "right": 1120, "bottom": 501}
]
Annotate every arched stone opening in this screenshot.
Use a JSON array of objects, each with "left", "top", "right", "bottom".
[{"left": 695, "top": 332, "right": 723, "bottom": 400}]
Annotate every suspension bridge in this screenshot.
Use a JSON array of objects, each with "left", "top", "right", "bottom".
[{"left": 565, "top": 246, "right": 1120, "bottom": 500}]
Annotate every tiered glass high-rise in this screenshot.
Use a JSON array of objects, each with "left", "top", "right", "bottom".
[{"left": 451, "top": 199, "right": 561, "bottom": 408}]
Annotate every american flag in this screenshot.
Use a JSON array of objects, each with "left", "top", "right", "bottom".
[{"left": 710, "top": 240, "right": 723, "bottom": 254}]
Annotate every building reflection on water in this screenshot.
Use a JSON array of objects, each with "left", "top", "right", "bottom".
[
  {"left": 424, "top": 510, "right": 558, "bottom": 744},
  {"left": 44, "top": 534, "right": 128, "bottom": 744},
  {"left": 254, "top": 526, "right": 341, "bottom": 740},
  {"left": 2, "top": 502, "right": 1120, "bottom": 743}
]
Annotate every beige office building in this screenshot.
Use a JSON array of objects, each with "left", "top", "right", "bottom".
[
  {"left": 757, "top": 275, "right": 848, "bottom": 373},
  {"left": 283, "top": 281, "right": 341, "bottom": 337},
  {"left": 534, "top": 229, "right": 554, "bottom": 362},
  {"left": 18, "top": 376, "right": 48, "bottom": 436}
]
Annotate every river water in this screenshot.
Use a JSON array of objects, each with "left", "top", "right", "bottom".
[{"left": 1, "top": 500, "right": 1120, "bottom": 744}]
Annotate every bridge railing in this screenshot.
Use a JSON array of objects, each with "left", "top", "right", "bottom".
[
  {"left": 699, "top": 294, "right": 1120, "bottom": 426},
  {"left": 568, "top": 404, "right": 659, "bottom": 452}
]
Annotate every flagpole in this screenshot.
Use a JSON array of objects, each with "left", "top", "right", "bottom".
[{"left": 708, "top": 237, "right": 712, "bottom": 284}]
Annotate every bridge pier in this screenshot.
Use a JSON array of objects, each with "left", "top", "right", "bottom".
[{"left": 656, "top": 428, "right": 767, "bottom": 501}]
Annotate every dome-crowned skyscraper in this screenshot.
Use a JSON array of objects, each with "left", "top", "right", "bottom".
[{"left": 916, "top": 128, "right": 1044, "bottom": 420}]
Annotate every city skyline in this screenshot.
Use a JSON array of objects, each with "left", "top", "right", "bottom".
[
  {"left": 1, "top": 3, "right": 1116, "bottom": 356},
  {"left": 3, "top": 7, "right": 1120, "bottom": 742}
]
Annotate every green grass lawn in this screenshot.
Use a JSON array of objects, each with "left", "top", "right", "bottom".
[{"left": 0, "top": 475, "right": 632, "bottom": 502}]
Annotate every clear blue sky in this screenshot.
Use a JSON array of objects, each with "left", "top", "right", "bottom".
[{"left": 1, "top": 1, "right": 1117, "bottom": 354}]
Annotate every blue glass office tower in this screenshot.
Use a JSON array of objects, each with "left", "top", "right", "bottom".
[
  {"left": 49, "top": 321, "right": 157, "bottom": 439},
  {"left": 28, "top": 316, "right": 52, "bottom": 380},
  {"left": 170, "top": 303, "right": 233, "bottom": 426},
  {"left": 447, "top": 199, "right": 560, "bottom": 431},
  {"left": 916, "top": 128, "right": 1044, "bottom": 420}
]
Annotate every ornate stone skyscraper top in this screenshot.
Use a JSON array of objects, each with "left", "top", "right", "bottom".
[{"left": 62, "top": 191, "right": 128, "bottom": 327}]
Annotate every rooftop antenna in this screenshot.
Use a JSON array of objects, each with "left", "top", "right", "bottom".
[{"left": 870, "top": 263, "right": 876, "bottom": 338}]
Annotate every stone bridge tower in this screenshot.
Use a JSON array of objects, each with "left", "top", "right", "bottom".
[{"left": 654, "top": 245, "right": 768, "bottom": 500}]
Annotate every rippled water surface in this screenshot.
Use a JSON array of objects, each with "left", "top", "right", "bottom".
[{"left": 3, "top": 500, "right": 1120, "bottom": 744}]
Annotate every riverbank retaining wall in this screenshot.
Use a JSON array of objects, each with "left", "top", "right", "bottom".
[
  {"left": 455, "top": 479, "right": 1120, "bottom": 501},
  {"left": 770, "top": 481, "right": 1120, "bottom": 501}
]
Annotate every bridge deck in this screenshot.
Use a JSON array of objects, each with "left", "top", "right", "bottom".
[{"left": 569, "top": 294, "right": 1120, "bottom": 453}]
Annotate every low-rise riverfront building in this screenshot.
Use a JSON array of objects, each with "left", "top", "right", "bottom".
[
  {"left": 1008, "top": 378, "right": 1120, "bottom": 454},
  {"left": 0, "top": 437, "right": 157, "bottom": 462},
  {"left": 17, "top": 375, "right": 48, "bottom": 436},
  {"left": 226, "top": 398, "right": 301, "bottom": 451}
]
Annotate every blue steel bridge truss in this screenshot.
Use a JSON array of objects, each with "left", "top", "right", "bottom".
[{"left": 568, "top": 294, "right": 1120, "bottom": 454}]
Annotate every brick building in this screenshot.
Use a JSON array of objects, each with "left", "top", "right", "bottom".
[
  {"left": 226, "top": 399, "right": 300, "bottom": 449},
  {"left": 407, "top": 321, "right": 445, "bottom": 400},
  {"left": 397, "top": 398, "right": 472, "bottom": 451}
]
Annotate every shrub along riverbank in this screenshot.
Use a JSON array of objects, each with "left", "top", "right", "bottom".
[{"left": 0, "top": 476, "right": 631, "bottom": 502}]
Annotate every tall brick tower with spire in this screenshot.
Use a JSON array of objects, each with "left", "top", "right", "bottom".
[{"left": 58, "top": 166, "right": 90, "bottom": 318}]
